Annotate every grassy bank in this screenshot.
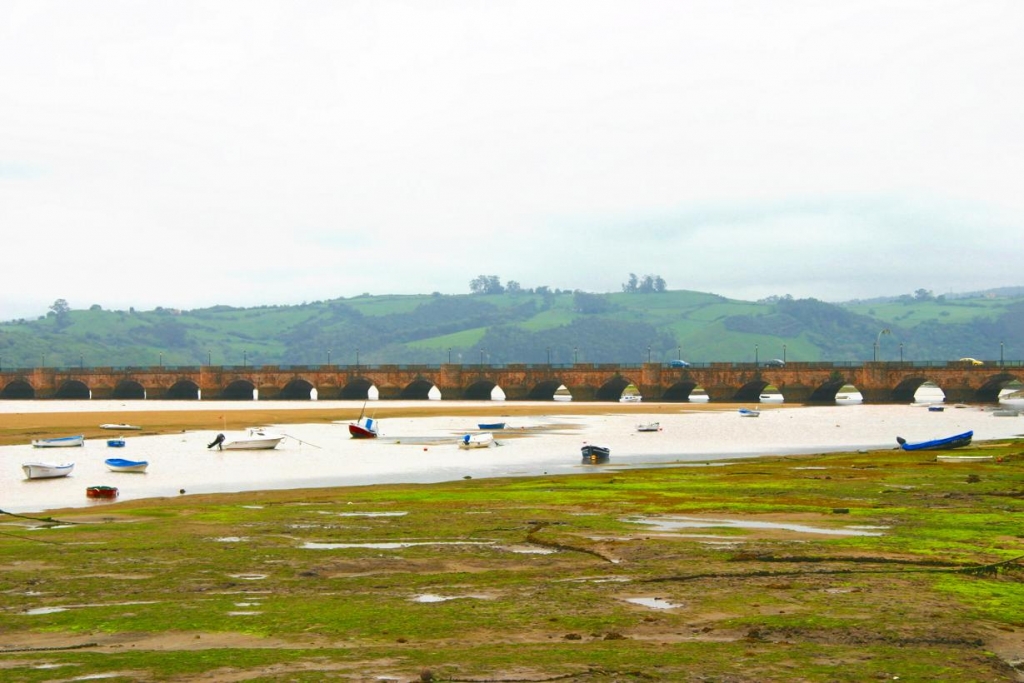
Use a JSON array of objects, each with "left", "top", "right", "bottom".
[{"left": 1, "top": 435, "right": 1023, "bottom": 681}]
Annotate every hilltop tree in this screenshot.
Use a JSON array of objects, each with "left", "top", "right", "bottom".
[{"left": 469, "top": 275, "right": 504, "bottom": 295}]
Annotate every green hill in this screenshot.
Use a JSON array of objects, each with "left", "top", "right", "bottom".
[{"left": 1, "top": 287, "right": 1021, "bottom": 369}]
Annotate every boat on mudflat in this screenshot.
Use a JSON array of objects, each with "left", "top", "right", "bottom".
[
  {"left": 738, "top": 408, "right": 760, "bottom": 417},
  {"left": 105, "top": 458, "right": 149, "bottom": 473},
  {"left": 459, "top": 432, "right": 495, "bottom": 449},
  {"left": 581, "top": 445, "right": 610, "bottom": 464},
  {"left": 477, "top": 422, "right": 507, "bottom": 430},
  {"left": 207, "top": 428, "right": 285, "bottom": 450},
  {"left": 349, "top": 416, "right": 379, "bottom": 439},
  {"left": 107, "top": 438, "right": 126, "bottom": 448},
  {"left": 896, "top": 430, "right": 973, "bottom": 451},
  {"left": 22, "top": 462, "right": 75, "bottom": 479},
  {"left": 100, "top": 423, "right": 141, "bottom": 431},
  {"left": 86, "top": 485, "right": 119, "bottom": 499},
  {"left": 636, "top": 422, "right": 660, "bottom": 432},
  {"left": 32, "top": 435, "right": 84, "bottom": 448}
]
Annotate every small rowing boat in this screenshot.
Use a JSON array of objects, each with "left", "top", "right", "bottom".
[
  {"left": 100, "top": 423, "right": 141, "bottom": 430},
  {"left": 105, "top": 458, "right": 149, "bottom": 473},
  {"left": 636, "top": 422, "right": 660, "bottom": 432},
  {"left": 107, "top": 438, "right": 126, "bottom": 448},
  {"left": 86, "top": 485, "right": 119, "bottom": 499},
  {"left": 32, "top": 435, "right": 84, "bottom": 448},
  {"left": 459, "top": 432, "right": 495, "bottom": 449},
  {"left": 896, "top": 430, "right": 973, "bottom": 451},
  {"left": 738, "top": 408, "right": 760, "bottom": 417},
  {"left": 477, "top": 422, "right": 507, "bottom": 430},
  {"left": 581, "top": 445, "right": 610, "bottom": 464},
  {"left": 22, "top": 462, "right": 75, "bottom": 479}
]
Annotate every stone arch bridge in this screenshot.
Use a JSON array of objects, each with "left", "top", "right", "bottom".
[{"left": 0, "top": 362, "right": 1019, "bottom": 404}]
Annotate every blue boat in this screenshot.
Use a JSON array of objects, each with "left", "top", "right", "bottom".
[
  {"left": 896, "top": 430, "right": 973, "bottom": 451},
  {"left": 104, "top": 458, "right": 149, "bottom": 473},
  {"left": 477, "top": 422, "right": 507, "bottom": 430},
  {"left": 107, "top": 438, "right": 126, "bottom": 448}
]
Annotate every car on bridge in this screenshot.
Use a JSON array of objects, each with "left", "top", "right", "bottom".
[
  {"left": 669, "top": 359, "right": 691, "bottom": 368},
  {"left": 959, "top": 357, "right": 984, "bottom": 365},
  {"left": 764, "top": 359, "right": 786, "bottom": 368}
]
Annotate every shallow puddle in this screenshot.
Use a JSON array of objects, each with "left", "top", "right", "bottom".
[
  {"left": 23, "top": 606, "right": 68, "bottom": 615},
  {"left": 302, "top": 541, "right": 493, "bottom": 550},
  {"left": 624, "top": 597, "right": 679, "bottom": 609},
  {"left": 627, "top": 516, "right": 884, "bottom": 537}
]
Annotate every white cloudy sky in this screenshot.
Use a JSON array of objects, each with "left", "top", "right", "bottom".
[{"left": 2, "top": 0, "right": 1022, "bottom": 320}]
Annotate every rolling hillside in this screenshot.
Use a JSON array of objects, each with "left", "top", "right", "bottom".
[{"left": 0, "top": 288, "right": 1021, "bottom": 369}]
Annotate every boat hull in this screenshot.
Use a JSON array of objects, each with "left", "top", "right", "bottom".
[
  {"left": 221, "top": 437, "right": 284, "bottom": 450},
  {"left": 460, "top": 433, "right": 495, "bottom": 449},
  {"left": 22, "top": 462, "right": 75, "bottom": 479},
  {"left": 104, "top": 458, "right": 149, "bottom": 473},
  {"left": 32, "top": 435, "right": 84, "bottom": 448},
  {"left": 86, "top": 486, "right": 119, "bottom": 499},
  {"left": 581, "top": 445, "right": 610, "bottom": 464},
  {"left": 897, "top": 430, "right": 974, "bottom": 451},
  {"left": 349, "top": 417, "right": 378, "bottom": 439},
  {"left": 477, "top": 422, "right": 506, "bottom": 430}
]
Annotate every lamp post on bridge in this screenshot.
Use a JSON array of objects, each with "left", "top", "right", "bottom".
[
  {"left": 647, "top": 345, "right": 651, "bottom": 363},
  {"left": 479, "top": 349, "right": 484, "bottom": 366},
  {"left": 574, "top": 346, "right": 578, "bottom": 364},
  {"left": 783, "top": 344, "right": 786, "bottom": 363},
  {"left": 754, "top": 344, "right": 758, "bottom": 366},
  {"left": 900, "top": 342, "right": 904, "bottom": 363},
  {"left": 159, "top": 352, "right": 162, "bottom": 368},
  {"left": 874, "top": 328, "right": 891, "bottom": 362},
  {"left": 208, "top": 349, "right": 211, "bottom": 366},
  {"left": 546, "top": 346, "right": 550, "bottom": 365},
  {"left": 243, "top": 350, "right": 247, "bottom": 368},
  {"left": 448, "top": 347, "right": 451, "bottom": 364},
  {"left": 1001, "top": 341, "right": 1004, "bottom": 367},
  {"left": 327, "top": 349, "right": 331, "bottom": 367}
]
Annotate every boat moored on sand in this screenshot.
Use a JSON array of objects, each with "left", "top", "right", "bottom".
[
  {"left": 896, "top": 430, "right": 973, "bottom": 451},
  {"left": 22, "top": 462, "right": 75, "bottom": 479},
  {"left": 105, "top": 458, "right": 149, "bottom": 473},
  {"left": 32, "top": 435, "right": 84, "bottom": 448},
  {"left": 207, "top": 428, "right": 285, "bottom": 451}
]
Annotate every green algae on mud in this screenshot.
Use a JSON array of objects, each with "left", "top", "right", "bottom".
[{"left": 1, "top": 442, "right": 1023, "bottom": 682}]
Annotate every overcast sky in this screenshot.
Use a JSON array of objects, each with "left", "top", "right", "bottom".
[{"left": 2, "top": 1, "right": 1022, "bottom": 321}]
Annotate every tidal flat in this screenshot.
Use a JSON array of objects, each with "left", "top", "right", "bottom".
[{"left": 2, "top": 434, "right": 1023, "bottom": 682}]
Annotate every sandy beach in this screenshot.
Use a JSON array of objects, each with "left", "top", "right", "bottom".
[{"left": 3, "top": 399, "right": 1023, "bottom": 514}]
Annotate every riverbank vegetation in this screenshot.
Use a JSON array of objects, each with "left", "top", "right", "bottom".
[{"left": 2, "top": 439, "right": 1023, "bottom": 681}]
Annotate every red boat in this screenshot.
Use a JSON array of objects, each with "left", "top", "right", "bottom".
[
  {"left": 86, "top": 485, "right": 119, "bottom": 499},
  {"left": 349, "top": 416, "right": 378, "bottom": 439}
]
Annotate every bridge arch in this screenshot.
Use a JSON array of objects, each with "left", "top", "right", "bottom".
[
  {"left": 112, "top": 380, "right": 146, "bottom": 400},
  {"left": 55, "top": 379, "right": 91, "bottom": 399},
  {"left": 807, "top": 380, "right": 848, "bottom": 403},
  {"left": 735, "top": 380, "right": 770, "bottom": 402},
  {"left": 464, "top": 380, "right": 497, "bottom": 400},
  {"left": 222, "top": 379, "right": 256, "bottom": 401},
  {"left": 892, "top": 376, "right": 931, "bottom": 403},
  {"left": 400, "top": 379, "right": 436, "bottom": 400},
  {"left": 662, "top": 381, "right": 698, "bottom": 402},
  {"left": 280, "top": 378, "right": 316, "bottom": 400},
  {"left": 342, "top": 378, "right": 374, "bottom": 400},
  {"left": 596, "top": 376, "right": 636, "bottom": 401},
  {"left": 978, "top": 373, "right": 1021, "bottom": 402},
  {"left": 1, "top": 379, "right": 35, "bottom": 399},
  {"left": 167, "top": 380, "right": 200, "bottom": 400},
  {"left": 526, "top": 380, "right": 563, "bottom": 400}
]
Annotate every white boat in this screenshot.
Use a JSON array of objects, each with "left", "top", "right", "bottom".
[
  {"left": 22, "top": 462, "right": 75, "bottom": 479},
  {"left": 936, "top": 455, "right": 994, "bottom": 462},
  {"left": 104, "top": 457, "right": 149, "bottom": 473},
  {"left": 992, "top": 409, "right": 1020, "bottom": 417},
  {"left": 32, "top": 435, "right": 84, "bottom": 448},
  {"left": 738, "top": 408, "right": 761, "bottom": 417},
  {"left": 619, "top": 394, "right": 642, "bottom": 403},
  {"left": 636, "top": 422, "right": 660, "bottom": 432},
  {"left": 207, "top": 428, "right": 284, "bottom": 451},
  {"left": 100, "top": 423, "right": 141, "bottom": 430},
  {"left": 459, "top": 432, "right": 495, "bottom": 449}
]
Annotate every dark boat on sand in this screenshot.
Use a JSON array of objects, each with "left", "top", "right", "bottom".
[
  {"left": 581, "top": 445, "right": 610, "bottom": 464},
  {"left": 896, "top": 430, "right": 973, "bottom": 451}
]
